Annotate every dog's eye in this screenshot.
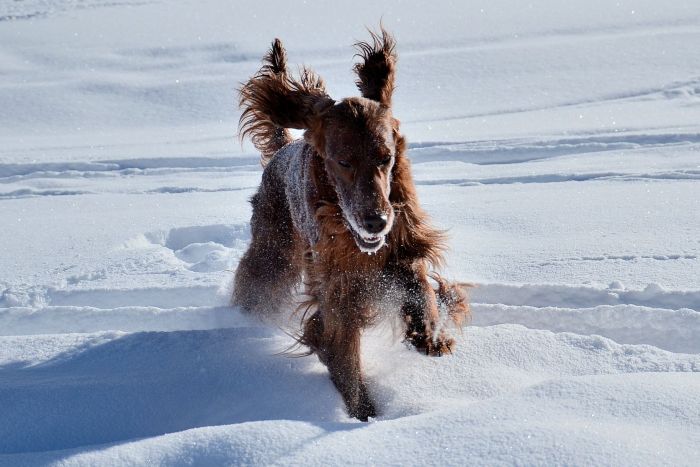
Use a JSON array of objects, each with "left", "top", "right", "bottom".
[
  {"left": 337, "top": 160, "right": 352, "bottom": 169},
  {"left": 379, "top": 156, "right": 392, "bottom": 166}
]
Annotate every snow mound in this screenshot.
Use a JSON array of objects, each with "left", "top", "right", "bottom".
[{"left": 0, "top": 325, "right": 698, "bottom": 464}]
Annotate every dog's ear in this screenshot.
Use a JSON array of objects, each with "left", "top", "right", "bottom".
[
  {"left": 353, "top": 27, "right": 397, "bottom": 107},
  {"left": 239, "top": 40, "right": 335, "bottom": 137}
]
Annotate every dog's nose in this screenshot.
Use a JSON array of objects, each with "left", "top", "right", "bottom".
[{"left": 363, "top": 214, "right": 388, "bottom": 234}]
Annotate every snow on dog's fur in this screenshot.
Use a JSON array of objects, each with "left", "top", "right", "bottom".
[{"left": 232, "top": 28, "right": 469, "bottom": 420}]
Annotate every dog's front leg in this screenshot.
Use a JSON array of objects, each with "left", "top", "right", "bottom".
[
  {"left": 395, "top": 263, "right": 455, "bottom": 356},
  {"left": 302, "top": 310, "right": 376, "bottom": 421}
]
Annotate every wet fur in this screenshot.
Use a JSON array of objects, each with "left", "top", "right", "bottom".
[{"left": 233, "top": 28, "right": 469, "bottom": 421}]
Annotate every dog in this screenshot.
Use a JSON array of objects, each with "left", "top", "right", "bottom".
[{"left": 232, "top": 28, "right": 469, "bottom": 420}]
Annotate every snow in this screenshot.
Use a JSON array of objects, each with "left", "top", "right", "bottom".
[{"left": 1, "top": 0, "right": 699, "bottom": 465}]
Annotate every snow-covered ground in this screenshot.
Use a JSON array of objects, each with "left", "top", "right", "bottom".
[{"left": 1, "top": 1, "right": 699, "bottom": 465}]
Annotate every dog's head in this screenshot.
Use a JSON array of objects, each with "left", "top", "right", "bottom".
[
  {"left": 305, "top": 29, "right": 401, "bottom": 253},
  {"left": 315, "top": 30, "right": 400, "bottom": 253},
  {"left": 315, "top": 97, "right": 398, "bottom": 253},
  {"left": 241, "top": 29, "right": 402, "bottom": 253}
]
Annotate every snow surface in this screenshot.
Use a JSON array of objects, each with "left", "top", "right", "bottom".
[{"left": 1, "top": 0, "right": 699, "bottom": 465}]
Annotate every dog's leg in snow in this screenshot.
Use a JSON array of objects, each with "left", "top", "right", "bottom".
[
  {"left": 302, "top": 309, "right": 376, "bottom": 421},
  {"left": 232, "top": 167, "right": 302, "bottom": 317},
  {"left": 396, "top": 263, "right": 456, "bottom": 356}
]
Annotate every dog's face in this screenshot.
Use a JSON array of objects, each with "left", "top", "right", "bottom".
[{"left": 316, "top": 98, "right": 397, "bottom": 253}]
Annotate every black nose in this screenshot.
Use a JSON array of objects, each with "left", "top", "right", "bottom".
[{"left": 363, "top": 214, "right": 388, "bottom": 234}]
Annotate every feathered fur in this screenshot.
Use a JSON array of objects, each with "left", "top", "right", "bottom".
[
  {"left": 238, "top": 38, "right": 333, "bottom": 165},
  {"left": 354, "top": 27, "right": 397, "bottom": 106}
]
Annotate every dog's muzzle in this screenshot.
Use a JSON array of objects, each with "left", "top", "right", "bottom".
[
  {"left": 346, "top": 212, "right": 392, "bottom": 254},
  {"left": 362, "top": 214, "right": 388, "bottom": 234}
]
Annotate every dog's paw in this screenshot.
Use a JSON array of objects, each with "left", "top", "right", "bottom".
[
  {"left": 406, "top": 330, "right": 455, "bottom": 357},
  {"left": 350, "top": 399, "right": 377, "bottom": 422},
  {"left": 348, "top": 385, "right": 377, "bottom": 421}
]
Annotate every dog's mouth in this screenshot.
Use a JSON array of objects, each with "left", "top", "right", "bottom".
[
  {"left": 338, "top": 206, "right": 392, "bottom": 254},
  {"left": 348, "top": 227, "right": 386, "bottom": 254}
]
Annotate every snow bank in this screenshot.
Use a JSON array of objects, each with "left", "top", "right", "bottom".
[{"left": 1, "top": 325, "right": 698, "bottom": 465}]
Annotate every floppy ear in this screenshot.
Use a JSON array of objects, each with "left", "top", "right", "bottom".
[
  {"left": 353, "top": 28, "right": 397, "bottom": 107},
  {"left": 239, "top": 39, "right": 334, "bottom": 135}
]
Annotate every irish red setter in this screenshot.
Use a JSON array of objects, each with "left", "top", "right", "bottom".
[{"left": 232, "top": 28, "right": 469, "bottom": 420}]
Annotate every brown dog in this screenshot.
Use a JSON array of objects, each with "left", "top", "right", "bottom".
[{"left": 232, "top": 29, "right": 468, "bottom": 420}]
